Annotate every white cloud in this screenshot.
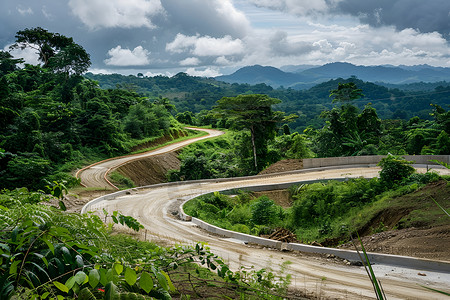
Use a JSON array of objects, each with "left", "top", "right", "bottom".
[
  {"left": 6, "top": 45, "right": 40, "bottom": 66},
  {"left": 185, "top": 67, "right": 221, "bottom": 77},
  {"left": 17, "top": 7, "right": 33, "bottom": 16},
  {"left": 215, "top": 56, "right": 232, "bottom": 65},
  {"left": 166, "top": 34, "right": 245, "bottom": 57},
  {"left": 144, "top": 71, "right": 174, "bottom": 77},
  {"left": 68, "top": 0, "right": 164, "bottom": 29},
  {"left": 104, "top": 46, "right": 150, "bottom": 66},
  {"left": 179, "top": 57, "right": 201, "bottom": 66},
  {"left": 247, "top": 0, "right": 335, "bottom": 15}
]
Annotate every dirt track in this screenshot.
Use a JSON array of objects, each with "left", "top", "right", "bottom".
[
  {"left": 76, "top": 128, "right": 224, "bottom": 189},
  {"left": 78, "top": 129, "right": 450, "bottom": 299}
]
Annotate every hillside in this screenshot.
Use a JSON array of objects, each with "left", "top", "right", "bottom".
[
  {"left": 216, "top": 62, "right": 450, "bottom": 89},
  {"left": 85, "top": 72, "right": 450, "bottom": 132}
]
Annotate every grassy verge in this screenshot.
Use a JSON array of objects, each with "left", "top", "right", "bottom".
[{"left": 130, "top": 128, "right": 208, "bottom": 155}]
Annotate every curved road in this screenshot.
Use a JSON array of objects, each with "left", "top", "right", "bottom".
[
  {"left": 76, "top": 128, "right": 224, "bottom": 189},
  {"left": 79, "top": 129, "right": 450, "bottom": 299}
]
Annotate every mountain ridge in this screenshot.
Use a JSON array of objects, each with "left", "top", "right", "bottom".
[{"left": 215, "top": 62, "right": 450, "bottom": 89}]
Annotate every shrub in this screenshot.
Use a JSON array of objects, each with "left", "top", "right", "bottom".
[
  {"left": 378, "top": 154, "right": 415, "bottom": 187},
  {"left": 250, "top": 196, "right": 279, "bottom": 225}
]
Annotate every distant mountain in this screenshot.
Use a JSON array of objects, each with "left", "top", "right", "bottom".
[
  {"left": 215, "top": 65, "right": 306, "bottom": 87},
  {"left": 215, "top": 62, "right": 450, "bottom": 89}
]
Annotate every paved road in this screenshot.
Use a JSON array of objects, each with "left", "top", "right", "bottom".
[{"left": 79, "top": 128, "right": 450, "bottom": 299}]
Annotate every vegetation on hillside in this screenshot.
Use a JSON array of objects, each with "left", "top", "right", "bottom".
[
  {"left": 0, "top": 29, "right": 184, "bottom": 191},
  {"left": 184, "top": 156, "right": 446, "bottom": 245}
]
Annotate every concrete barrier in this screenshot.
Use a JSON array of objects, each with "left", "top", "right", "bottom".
[
  {"left": 81, "top": 155, "right": 450, "bottom": 272},
  {"left": 191, "top": 217, "right": 282, "bottom": 249},
  {"left": 287, "top": 243, "right": 450, "bottom": 273},
  {"left": 301, "top": 155, "right": 450, "bottom": 169}
]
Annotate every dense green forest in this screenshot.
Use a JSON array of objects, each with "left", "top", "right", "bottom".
[
  {"left": 86, "top": 72, "right": 450, "bottom": 132},
  {"left": 0, "top": 29, "right": 186, "bottom": 191},
  {"left": 1, "top": 28, "right": 299, "bottom": 300}
]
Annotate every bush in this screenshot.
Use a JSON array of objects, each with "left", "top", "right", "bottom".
[
  {"left": 378, "top": 154, "right": 415, "bottom": 187},
  {"left": 250, "top": 196, "right": 279, "bottom": 225}
]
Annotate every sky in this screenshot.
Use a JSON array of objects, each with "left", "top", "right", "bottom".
[{"left": 1, "top": 0, "right": 449, "bottom": 77}]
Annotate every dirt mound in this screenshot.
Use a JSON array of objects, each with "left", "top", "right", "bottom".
[
  {"left": 259, "top": 159, "right": 303, "bottom": 175},
  {"left": 339, "top": 225, "right": 450, "bottom": 261},
  {"left": 115, "top": 152, "right": 181, "bottom": 186}
]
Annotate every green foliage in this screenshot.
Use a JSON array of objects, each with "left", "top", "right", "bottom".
[
  {"left": 329, "top": 82, "right": 364, "bottom": 103},
  {"left": 1, "top": 188, "right": 287, "bottom": 299},
  {"left": 1, "top": 29, "right": 178, "bottom": 191},
  {"left": 250, "top": 196, "right": 279, "bottom": 226},
  {"left": 378, "top": 155, "right": 415, "bottom": 187},
  {"left": 214, "top": 94, "right": 296, "bottom": 172}
]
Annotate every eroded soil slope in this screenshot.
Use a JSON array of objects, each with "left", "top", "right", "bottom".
[{"left": 115, "top": 152, "right": 181, "bottom": 186}]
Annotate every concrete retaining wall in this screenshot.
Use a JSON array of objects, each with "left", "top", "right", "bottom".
[
  {"left": 82, "top": 155, "right": 450, "bottom": 272},
  {"left": 302, "top": 155, "right": 450, "bottom": 169}
]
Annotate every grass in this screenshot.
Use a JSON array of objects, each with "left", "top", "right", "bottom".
[
  {"left": 109, "top": 171, "right": 135, "bottom": 189},
  {"left": 130, "top": 129, "right": 209, "bottom": 155}
]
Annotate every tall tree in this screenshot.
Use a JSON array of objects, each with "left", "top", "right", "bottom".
[
  {"left": 214, "top": 94, "right": 295, "bottom": 172},
  {"left": 10, "top": 27, "right": 90, "bottom": 76}
]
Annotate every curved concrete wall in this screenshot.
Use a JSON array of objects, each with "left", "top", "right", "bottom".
[
  {"left": 82, "top": 155, "right": 450, "bottom": 272},
  {"left": 301, "top": 155, "right": 450, "bottom": 169}
]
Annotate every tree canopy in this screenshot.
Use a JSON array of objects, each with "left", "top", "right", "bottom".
[
  {"left": 214, "top": 94, "right": 296, "bottom": 172},
  {"left": 10, "top": 27, "right": 91, "bottom": 76}
]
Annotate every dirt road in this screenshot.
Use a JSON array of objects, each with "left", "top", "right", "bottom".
[
  {"left": 79, "top": 128, "right": 450, "bottom": 299},
  {"left": 84, "top": 166, "right": 450, "bottom": 299},
  {"left": 76, "top": 128, "right": 224, "bottom": 189}
]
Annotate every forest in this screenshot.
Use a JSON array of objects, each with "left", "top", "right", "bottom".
[{"left": 1, "top": 28, "right": 450, "bottom": 299}]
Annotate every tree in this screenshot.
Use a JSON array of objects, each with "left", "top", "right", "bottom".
[
  {"left": 0, "top": 51, "right": 23, "bottom": 76},
  {"left": 10, "top": 27, "right": 90, "bottom": 76},
  {"left": 378, "top": 155, "right": 415, "bottom": 187},
  {"left": 214, "top": 94, "right": 295, "bottom": 172},
  {"left": 329, "top": 82, "right": 364, "bottom": 103}
]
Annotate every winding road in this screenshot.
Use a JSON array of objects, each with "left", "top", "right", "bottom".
[{"left": 78, "top": 128, "right": 450, "bottom": 299}]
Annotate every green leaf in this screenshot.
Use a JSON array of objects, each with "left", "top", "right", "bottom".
[
  {"left": 42, "top": 236, "right": 54, "bottom": 255},
  {"left": 88, "top": 269, "right": 100, "bottom": 288},
  {"left": 53, "top": 281, "right": 69, "bottom": 293},
  {"left": 9, "top": 260, "right": 21, "bottom": 275},
  {"left": 59, "top": 200, "right": 66, "bottom": 211},
  {"left": 140, "top": 271, "right": 153, "bottom": 293},
  {"left": 65, "top": 276, "right": 76, "bottom": 290},
  {"left": 60, "top": 246, "right": 72, "bottom": 264},
  {"left": 75, "top": 255, "right": 84, "bottom": 268},
  {"left": 124, "top": 267, "right": 137, "bottom": 286},
  {"left": 114, "top": 262, "right": 123, "bottom": 275},
  {"left": 74, "top": 271, "right": 87, "bottom": 285},
  {"left": 41, "top": 291, "right": 50, "bottom": 299},
  {"left": 104, "top": 282, "right": 118, "bottom": 300},
  {"left": 156, "top": 272, "right": 168, "bottom": 291},
  {"left": 161, "top": 270, "right": 175, "bottom": 292},
  {"left": 99, "top": 268, "right": 108, "bottom": 286}
]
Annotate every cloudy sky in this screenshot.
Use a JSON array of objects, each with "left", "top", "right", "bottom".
[{"left": 1, "top": 0, "right": 449, "bottom": 77}]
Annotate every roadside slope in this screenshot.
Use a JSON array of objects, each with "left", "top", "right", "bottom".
[{"left": 76, "top": 128, "right": 224, "bottom": 189}]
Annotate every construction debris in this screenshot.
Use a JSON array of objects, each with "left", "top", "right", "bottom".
[{"left": 267, "top": 228, "right": 298, "bottom": 243}]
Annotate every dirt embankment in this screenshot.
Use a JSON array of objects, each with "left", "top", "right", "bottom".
[
  {"left": 115, "top": 152, "right": 181, "bottom": 186},
  {"left": 261, "top": 161, "right": 450, "bottom": 261}
]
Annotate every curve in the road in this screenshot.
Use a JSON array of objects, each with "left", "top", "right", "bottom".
[
  {"left": 76, "top": 127, "right": 224, "bottom": 189},
  {"left": 82, "top": 164, "right": 450, "bottom": 299}
]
